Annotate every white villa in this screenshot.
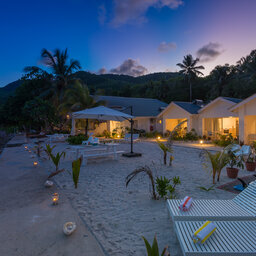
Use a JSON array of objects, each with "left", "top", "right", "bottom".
[
  {"left": 230, "top": 93, "right": 256, "bottom": 144},
  {"left": 157, "top": 101, "right": 202, "bottom": 135},
  {"left": 198, "top": 97, "right": 241, "bottom": 139},
  {"left": 73, "top": 96, "right": 167, "bottom": 135},
  {"left": 72, "top": 94, "right": 256, "bottom": 144}
]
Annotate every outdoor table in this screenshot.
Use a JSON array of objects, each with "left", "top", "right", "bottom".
[{"left": 104, "top": 143, "right": 119, "bottom": 159}]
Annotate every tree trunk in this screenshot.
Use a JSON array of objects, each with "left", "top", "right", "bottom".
[
  {"left": 164, "top": 152, "right": 167, "bottom": 165},
  {"left": 189, "top": 78, "right": 192, "bottom": 102},
  {"left": 213, "top": 169, "right": 216, "bottom": 184},
  {"left": 85, "top": 119, "right": 89, "bottom": 136},
  {"left": 217, "top": 170, "right": 221, "bottom": 182}
]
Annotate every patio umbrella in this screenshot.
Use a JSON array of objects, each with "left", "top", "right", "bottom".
[
  {"left": 72, "top": 106, "right": 133, "bottom": 121},
  {"left": 71, "top": 106, "right": 141, "bottom": 156}
]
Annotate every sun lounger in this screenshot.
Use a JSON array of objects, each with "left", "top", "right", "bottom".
[
  {"left": 175, "top": 220, "right": 256, "bottom": 255},
  {"left": 120, "top": 133, "right": 140, "bottom": 143},
  {"left": 167, "top": 181, "right": 256, "bottom": 221}
]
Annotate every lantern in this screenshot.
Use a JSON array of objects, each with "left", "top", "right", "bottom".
[{"left": 52, "top": 193, "right": 59, "bottom": 205}]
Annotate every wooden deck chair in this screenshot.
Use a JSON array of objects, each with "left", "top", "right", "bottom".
[
  {"left": 175, "top": 220, "right": 256, "bottom": 255},
  {"left": 167, "top": 181, "right": 256, "bottom": 221}
]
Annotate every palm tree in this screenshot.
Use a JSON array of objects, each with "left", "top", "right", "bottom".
[
  {"left": 40, "top": 48, "right": 81, "bottom": 105},
  {"left": 59, "top": 81, "right": 104, "bottom": 135},
  {"left": 210, "top": 64, "right": 231, "bottom": 96},
  {"left": 177, "top": 55, "right": 204, "bottom": 102}
]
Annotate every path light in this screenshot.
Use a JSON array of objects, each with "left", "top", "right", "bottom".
[
  {"left": 157, "top": 136, "right": 161, "bottom": 140},
  {"left": 33, "top": 161, "right": 38, "bottom": 167},
  {"left": 200, "top": 140, "right": 204, "bottom": 144},
  {"left": 66, "top": 114, "right": 70, "bottom": 120},
  {"left": 117, "top": 134, "right": 120, "bottom": 138},
  {"left": 52, "top": 193, "right": 59, "bottom": 205}
]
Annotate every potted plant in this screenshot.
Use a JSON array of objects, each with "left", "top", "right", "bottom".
[
  {"left": 245, "top": 153, "right": 256, "bottom": 172},
  {"left": 226, "top": 147, "right": 244, "bottom": 179}
]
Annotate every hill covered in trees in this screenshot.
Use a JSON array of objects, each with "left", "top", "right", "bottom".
[
  {"left": 1, "top": 48, "right": 256, "bottom": 131},
  {"left": 0, "top": 71, "right": 180, "bottom": 103}
]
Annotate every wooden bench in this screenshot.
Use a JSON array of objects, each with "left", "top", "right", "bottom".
[{"left": 82, "top": 150, "right": 124, "bottom": 165}]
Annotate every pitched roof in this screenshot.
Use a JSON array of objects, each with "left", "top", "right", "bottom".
[
  {"left": 230, "top": 93, "right": 256, "bottom": 112},
  {"left": 173, "top": 101, "right": 202, "bottom": 114},
  {"left": 222, "top": 97, "right": 242, "bottom": 104},
  {"left": 198, "top": 96, "right": 242, "bottom": 113},
  {"left": 94, "top": 95, "right": 168, "bottom": 117}
]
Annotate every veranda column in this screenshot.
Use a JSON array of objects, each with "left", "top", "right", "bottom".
[
  {"left": 71, "top": 118, "right": 76, "bottom": 135},
  {"left": 187, "top": 116, "right": 192, "bottom": 131}
]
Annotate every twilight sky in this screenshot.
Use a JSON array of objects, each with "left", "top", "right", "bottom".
[{"left": 1, "top": 0, "right": 256, "bottom": 87}]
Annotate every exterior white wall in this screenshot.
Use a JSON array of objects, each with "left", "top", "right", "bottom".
[
  {"left": 93, "top": 122, "right": 107, "bottom": 134},
  {"left": 198, "top": 100, "right": 238, "bottom": 136},
  {"left": 235, "top": 97, "right": 256, "bottom": 143},
  {"left": 199, "top": 100, "right": 237, "bottom": 118},
  {"left": 161, "top": 104, "right": 198, "bottom": 134}
]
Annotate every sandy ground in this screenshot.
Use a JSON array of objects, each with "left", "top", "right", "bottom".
[
  {"left": 39, "top": 140, "right": 252, "bottom": 256},
  {"left": 0, "top": 135, "right": 105, "bottom": 256}
]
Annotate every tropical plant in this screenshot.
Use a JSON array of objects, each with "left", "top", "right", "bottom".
[
  {"left": 22, "top": 98, "right": 57, "bottom": 131},
  {"left": 169, "top": 155, "right": 174, "bottom": 166},
  {"left": 25, "top": 48, "right": 81, "bottom": 107},
  {"left": 72, "top": 156, "right": 83, "bottom": 189},
  {"left": 197, "top": 185, "right": 215, "bottom": 192},
  {"left": 142, "top": 235, "right": 170, "bottom": 256},
  {"left": 33, "top": 141, "right": 43, "bottom": 157},
  {"left": 203, "top": 150, "right": 229, "bottom": 184},
  {"left": 167, "top": 176, "right": 181, "bottom": 199},
  {"left": 45, "top": 144, "right": 66, "bottom": 178},
  {"left": 45, "top": 144, "right": 56, "bottom": 158},
  {"left": 59, "top": 82, "right": 104, "bottom": 135},
  {"left": 157, "top": 141, "right": 173, "bottom": 165},
  {"left": 210, "top": 64, "right": 232, "bottom": 96},
  {"left": 156, "top": 176, "right": 170, "bottom": 198},
  {"left": 126, "top": 166, "right": 157, "bottom": 200},
  {"left": 213, "top": 133, "right": 236, "bottom": 147},
  {"left": 177, "top": 54, "right": 204, "bottom": 102},
  {"left": 225, "top": 145, "right": 244, "bottom": 169},
  {"left": 156, "top": 176, "right": 181, "bottom": 199}
]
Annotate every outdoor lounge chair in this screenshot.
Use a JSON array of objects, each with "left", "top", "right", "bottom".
[
  {"left": 175, "top": 220, "right": 256, "bottom": 256},
  {"left": 82, "top": 137, "right": 99, "bottom": 145},
  {"left": 167, "top": 181, "right": 256, "bottom": 221},
  {"left": 122, "top": 133, "right": 140, "bottom": 142}
]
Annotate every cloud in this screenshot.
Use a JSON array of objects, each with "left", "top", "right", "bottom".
[
  {"left": 98, "top": 4, "right": 106, "bottom": 25},
  {"left": 109, "top": 59, "right": 148, "bottom": 76},
  {"left": 111, "top": 0, "right": 183, "bottom": 27},
  {"left": 158, "top": 41, "right": 176, "bottom": 52},
  {"left": 196, "top": 42, "right": 223, "bottom": 62},
  {"left": 97, "top": 67, "right": 107, "bottom": 75}
]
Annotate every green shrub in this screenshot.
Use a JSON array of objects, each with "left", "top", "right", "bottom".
[
  {"left": 103, "top": 130, "right": 111, "bottom": 138},
  {"left": 156, "top": 176, "right": 181, "bottom": 199},
  {"left": 184, "top": 129, "right": 199, "bottom": 141},
  {"left": 67, "top": 134, "right": 88, "bottom": 145},
  {"left": 213, "top": 133, "right": 237, "bottom": 147},
  {"left": 156, "top": 176, "right": 170, "bottom": 198}
]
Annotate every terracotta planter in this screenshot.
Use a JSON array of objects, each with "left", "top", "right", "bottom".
[
  {"left": 245, "top": 162, "right": 256, "bottom": 172},
  {"left": 226, "top": 167, "right": 239, "bottom": 179}
]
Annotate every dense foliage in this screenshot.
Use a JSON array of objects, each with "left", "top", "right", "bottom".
[{"left": 1, "top": 49, "right": 256, "bottom": 132}]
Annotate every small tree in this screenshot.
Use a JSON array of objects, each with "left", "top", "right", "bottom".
[
  {"left": 45, "top": 144, "right": 66, "bottom": 178},
  {"left": 203, "top": 150, "right": 229, "bottom": 184},
  {"left": 157, "top": 141, "right": 173, "bottom": 165}
]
